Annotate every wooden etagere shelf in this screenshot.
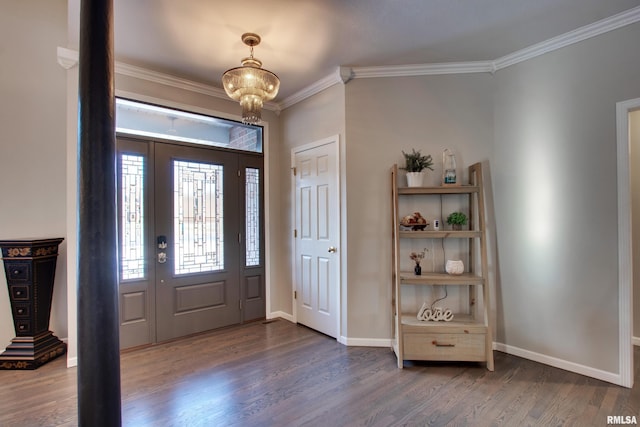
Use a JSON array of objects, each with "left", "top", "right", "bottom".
[
  {"left": 399, "top": 230, "right": 482, "bottom": 239},
  {"left": 391, "top": 162, "right": 494, "bottom": 370},
  {"left": 399, "top": 272, "right": 484, "bottom": 285}
]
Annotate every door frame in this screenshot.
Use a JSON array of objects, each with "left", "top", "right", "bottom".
[
  {"left": 64, "top": 87, "right": 273, "bottom": 365},
  {"left": 291, "top": 135, "right": 342, "bottom": 340},
  {"left": 616, "top": 96, "right": 639, "bottom": 388}
]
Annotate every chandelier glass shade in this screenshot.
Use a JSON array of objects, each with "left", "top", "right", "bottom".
[{"left": 222, "top": 33, "right": 280, "bottom": 125}]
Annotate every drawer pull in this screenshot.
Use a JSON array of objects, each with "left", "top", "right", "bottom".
[
  {"left": 14, "top": 270, "right": 20, "bottom": 275},
  {"left": 432, "top": 340, "right": 455, "bottom": 347}
]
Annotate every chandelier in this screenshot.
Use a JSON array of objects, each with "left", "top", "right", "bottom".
[{"left": 222, "top": 33, "right": 280, "bottom": 125}]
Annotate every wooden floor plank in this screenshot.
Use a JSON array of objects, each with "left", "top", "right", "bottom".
[{"left": 0, "top": 320, "right": 638, "bottom": 426}]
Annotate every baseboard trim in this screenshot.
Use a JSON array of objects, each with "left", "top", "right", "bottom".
[
  {"left": 340, "top": 337, "right": 393, "bottom": 348},
  {"left": 267, "top": 311, "right": 294, "bottom": 323},
  {"left": 67, "top": 356, "right": 78, "bottom": 368},
  {"left": 493, "top": 342, "right": 622, "bottom": 386}
]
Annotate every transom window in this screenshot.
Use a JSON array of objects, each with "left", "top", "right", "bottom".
[{"left": 115, "top": 98, "right": 263, "bottom": 153}]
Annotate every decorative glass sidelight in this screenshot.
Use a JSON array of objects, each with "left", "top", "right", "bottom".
[
  {"left": 120, "top": 154, "right": 145, "bottom": 280},
  {"left": 174, "top": 160, "right": 224, "bottom": 275},
  {"left": 245, "top": 168, "right": 260, "bottom": 266}
]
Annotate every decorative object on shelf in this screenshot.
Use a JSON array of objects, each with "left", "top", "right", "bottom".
[
  {"left": 442, "top": 148, "right": 459, "bottom": 186},
  {"left": 409, "top": 248, "right": 428, "bottom": 276},
  {"left": 222, "top": 33, "right": 280, "bottom": 124},
  {"left": 400, "top": 212, "right": 428, "bottom": 230},
  {"left": 446, "top": 211, "right": 467, "bottom": 230},
  {"left": 432, "top": 219, "right": 440, "bottom": 231},
  {"left": 0, "top": 238, "right": 66, "bottom": 370},
  {"left": 445, "top": 259, "right": 464, "bottom": 275},
  {"left": 417, "top": 302, "right": 454, "bottom": 322},
  {"left": 400, "top": 149, "right": 433, "bottom": 187}
]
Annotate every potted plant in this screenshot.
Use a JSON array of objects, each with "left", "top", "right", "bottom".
[
  {"left": 401, "top": 149, "right": 433, "bottom": 187},
  {"left": 446, "top": 211, "right": 467, "bottom": 230}
]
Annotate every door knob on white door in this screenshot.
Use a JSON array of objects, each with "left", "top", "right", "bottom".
[{"left": 328, "top": 246, "right": 337, "bottom": 253}]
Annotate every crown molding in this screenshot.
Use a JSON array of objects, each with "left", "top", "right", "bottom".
[
  {"left": 351, "top": 61, "right": 494, "bottom": 78},
  {"left": 57, "top": 6, "right": 640, "bottom": 111},
  {"left": 279, "top": 68, "right": 346, "bottom": 110},
  {"left": 56, "top": 47, "right": 280, "bottom": 113},
  {"left": 116, "top": 61, "right": 228, "bottom": 99},
  {"left": 278, "top": 6, "right": 640, "bottom": 106},
  {"left": 493, "top": 5, "right": 640, "bottom": 70},
  {"left": 57, "top": 47, "right": 78, "bottom": 69}
]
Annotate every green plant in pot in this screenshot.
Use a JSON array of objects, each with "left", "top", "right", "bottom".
[
  {"left": 401, "top": 149, "right": 433, "bottom": 187},
  {"left": 446, "top": 211, "right": 467, "bottom": 230}
]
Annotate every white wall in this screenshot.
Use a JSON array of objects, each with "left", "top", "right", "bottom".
[
  {"left": 344, "top": 74, "right": 495, "bottom": 339},
  {"left": 631, "top": 109, "right": 640, "bottom": 340},
  {"left": 279, "top": 83, "right": 347, "bottom": 330},
  {"left": 493, "top": 23, "right": 640, "bottom": 373},
  {"left": 0, "top": 0, "right": 68, "bottom": 350}
]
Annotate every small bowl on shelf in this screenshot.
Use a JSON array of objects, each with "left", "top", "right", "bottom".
[
  {"left": 400, "top": 212, "right": 428, "bottom": 231},
  {"left": 400, "top": 221, "right": 428, "bottom": 231}
]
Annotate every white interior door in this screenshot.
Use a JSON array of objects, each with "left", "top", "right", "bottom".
[{"left": 293, "top": 137, "right": 340, "bottom": 338}]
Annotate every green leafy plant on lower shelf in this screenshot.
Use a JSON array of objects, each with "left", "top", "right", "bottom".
[{"left": 446, "top": 211, "right": 468, "bottom": 226}]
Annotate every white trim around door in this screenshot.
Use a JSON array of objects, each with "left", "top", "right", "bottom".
[
  {"left": 291, "top": 135, "right": 341, "bottom": 339},
  {"left": 616, "top": 97, "right": 640, "bottom": 388}
]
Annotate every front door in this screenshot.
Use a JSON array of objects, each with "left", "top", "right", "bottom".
[
  {"left": 154, "top": 142, "right": 241, "bottom": 342},
  {"left": 293, "top": 137, "right": 340, "bottom": 338},
  {"left": 117, "top": 136, "right": 265, "bottom": 348}
]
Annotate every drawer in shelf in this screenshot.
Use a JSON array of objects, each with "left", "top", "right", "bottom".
[
  {"left": 398, "top": 230, "right": 481, "bottom": 239},
  {"left": 16, "top": 320, "right": 32, "bottom": 335},
  {"left": 12, "top": 304, "right": 31, "bottom": 318},
  {"left": 403, "top": 331, "right": 486, "bottom": 361},
  {"left": 10, "top": 285, "right": 30, "bottom": 300},
  {"left": 399, "top": 272, "right": 483, "bottom": 285},
  {"left": 6, "top": 262, "right": 30, "bottom": 281}
]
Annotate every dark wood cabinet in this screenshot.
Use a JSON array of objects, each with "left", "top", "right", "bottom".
[{"left": 0, "top": 238, "right": 66, "bottom": 369}]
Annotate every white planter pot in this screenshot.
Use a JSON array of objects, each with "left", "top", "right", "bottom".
[
  {"left": 445, "top": 259, "right": 464, "bottom": 275},
  {"left": 406, "top": 172, "right": 423, "bottom": 187}
]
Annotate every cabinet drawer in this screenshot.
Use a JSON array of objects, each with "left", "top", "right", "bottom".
[
  {"left": 10, "top": 285, "right": 30, "bottom": 300},
  {"left": 16, "top": 320, "right": 32, "bottom": 334},
  {"left": 6, "top": 263, "right": 30, "bottom": 282},
  {"left": 13, "top": 304, "right": 31, "bottom": 318},
  {"left": 404, "top": 332, "right": 486, "bottom": 361}
]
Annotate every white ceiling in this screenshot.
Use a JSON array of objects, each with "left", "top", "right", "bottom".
[{"left": 75, "top": 0, "right": 640, "bottom": 101}]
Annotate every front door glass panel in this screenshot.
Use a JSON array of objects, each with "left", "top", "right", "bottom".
[
  {"left": 245, "top": 167, "right": 260, "bottom": 267},
  {"left": 120, "top": 154, "right": 145, "bottom": 281},
  {"left": 174, "top": 160, "right": 224, "bottom": 275}
]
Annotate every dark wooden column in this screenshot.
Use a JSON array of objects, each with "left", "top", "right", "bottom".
[{"left": 77, "top": 0, "right": 121, "bottom": 426}]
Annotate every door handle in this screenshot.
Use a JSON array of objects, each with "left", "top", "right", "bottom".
[
  {"left": 328, "top": 246, "right": 337, "bottom": 253},
  {"left": 157, "top": 235, "right": 167, "bottom": 263}
]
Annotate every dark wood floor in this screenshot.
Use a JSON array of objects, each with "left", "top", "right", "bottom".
[{"left": 0, "top": 319, "right": 638, "bottom": 426}]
